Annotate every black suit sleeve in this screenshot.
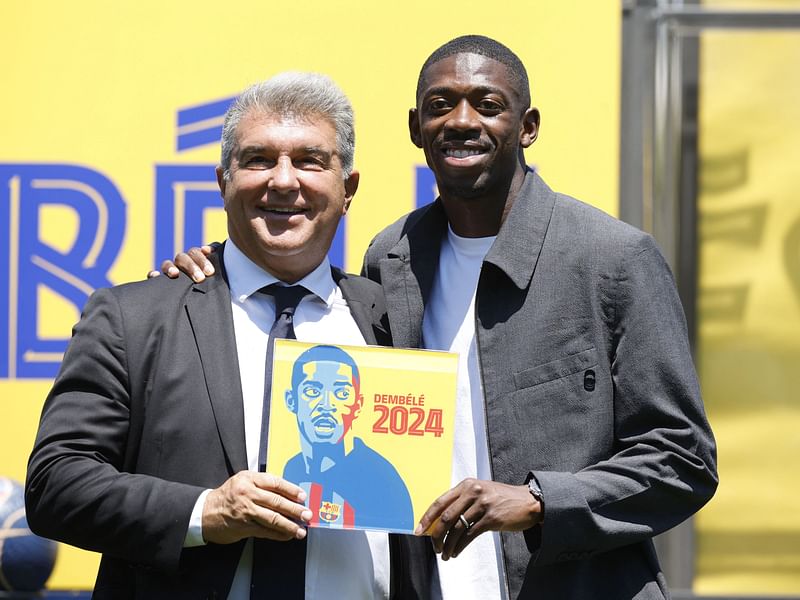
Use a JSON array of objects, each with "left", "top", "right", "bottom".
[{"left": 25, "top": 288, "right": 204, "bottom": 571}]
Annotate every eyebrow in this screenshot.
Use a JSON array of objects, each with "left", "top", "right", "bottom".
[
  {"left": 299, "top": 380, "right": 353, "bottom": 393},
  {"left": 237, "top": 145, "right": 265, "bottom": 156},
  {"left": 301, "top": 147, "right": 334, "bottom": 162},
  {"left": 237, "top": 145, "right": 333, "bottom": 159},
  {"left": 422, "top": 85, "right": 509, "bottom": 100},
  {"left": 301, "top": 377, "right": 351, "bottom": 385}
]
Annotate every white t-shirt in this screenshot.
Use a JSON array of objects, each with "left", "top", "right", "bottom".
[{"left": 422, "top": 227, "right": 507, "bottom": 600}]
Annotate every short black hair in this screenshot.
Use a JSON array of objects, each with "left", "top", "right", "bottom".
[
  {"left": 416, "top": 35, "right": 531, "bottom": 108},
  {"left": 290, "top": 344, "right": 361, "bottom": 393}
]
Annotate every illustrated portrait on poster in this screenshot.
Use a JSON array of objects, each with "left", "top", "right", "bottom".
[{"left": 267, "top": 340, "right": 458, "bottom": 534}]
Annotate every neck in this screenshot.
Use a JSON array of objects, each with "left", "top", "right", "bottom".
[
  {"left": 261, "top": 256, "right": 318, "bottom": 285},
  {"left": 300, "top": 434, "right": 354, "bottom": 474},
  {"left": 239, "top": 245, "right": 321, "bottom": 284},
  {"left": 440, "top": 166, "right": 528, "bottom": 238}
]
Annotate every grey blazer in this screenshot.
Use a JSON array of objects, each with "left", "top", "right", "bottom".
[
  {"left": 362, "top": 170, "right": 718, "bottom": 600},
  {"left": 25, "top": 245, "right": 402, "bottom": 599}
]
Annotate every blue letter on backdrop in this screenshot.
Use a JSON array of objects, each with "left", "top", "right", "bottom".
[{"left": 0, "top": 164, "right": 126, "bottom": 378}]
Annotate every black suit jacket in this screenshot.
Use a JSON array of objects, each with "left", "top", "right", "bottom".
[{"left": 25, "top": 247, "right": 406, "bottom": 599}]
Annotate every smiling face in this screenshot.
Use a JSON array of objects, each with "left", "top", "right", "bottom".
[
  {"left": 217, "top": 111, "right": 359, "bottom": 282},
  {"left": 289, "top": 359, "right": 362, "bottom": 446},
  {"left": 411, "top": 52, "right": 538, "bottom": 203}
]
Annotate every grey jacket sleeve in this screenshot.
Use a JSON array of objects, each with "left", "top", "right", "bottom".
[{"left": 528, "top": 235, "right": 718, "bottom": 564}]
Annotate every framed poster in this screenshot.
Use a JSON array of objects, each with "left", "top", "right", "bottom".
[{"left": 266, "top": 340, "right": 457, "bottom": 534}]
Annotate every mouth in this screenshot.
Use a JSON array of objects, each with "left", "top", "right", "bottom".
[
  {"left": 312, "top": 416, "right": 338, "bottom": 432},
  {"left": 442, "top": 148, "right": 485, "bottom": 159},
  {"left": 259, "top": 205, "right": 308, "bottom": 217},
  {"left": 439, "top": 142, "right": 489, "bottom": 167}
]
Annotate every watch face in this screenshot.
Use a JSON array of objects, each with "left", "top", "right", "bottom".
[{"left": 528, "top": 478, "right": 543, "bottom": 500}]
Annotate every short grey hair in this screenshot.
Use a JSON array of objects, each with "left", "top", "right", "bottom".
[{"left": 220, "top": 72, "right": 355, "bottom": 179}]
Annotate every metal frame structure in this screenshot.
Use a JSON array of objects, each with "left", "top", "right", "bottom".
[{"left": 619, "top": 1, "right": 800, "bottom": 598}]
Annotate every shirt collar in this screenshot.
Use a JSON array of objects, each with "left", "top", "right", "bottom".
[
  {"left": 446, "top": 224, "right": 496, "bottom": 257},
  {"left": 223, "top": 240, "right": 337, "bottom": 308}
]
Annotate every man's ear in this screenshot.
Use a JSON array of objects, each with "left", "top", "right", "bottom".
[
  {"left": 409, "top": 108, "right": 423, "bottom": 148},
  {"left": 520, "top": 107, "right": 541, "bottom": 149},
  {"left": 343, "top": 170, "right": 360, "bottom": 214},
  {"left": 215, "top": 166, "right": 227, "bottom": 204},
  {"left": 285, "top": 390, "right": 297, "bottom": 414}
]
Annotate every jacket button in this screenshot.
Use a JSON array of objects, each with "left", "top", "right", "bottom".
[{"left": 583, "top": 370, "right": 596, "bottom": 392}]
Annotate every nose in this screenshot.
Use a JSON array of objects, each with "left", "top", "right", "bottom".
[
  {"left": 317, "top": 391, "right": 337, "bottom": 412},
  {"left": 444, "top": 99, "right": 480, "bottom": 135},
  {"left": 267, "top": 156, "right": 300, "bottom": 192}
]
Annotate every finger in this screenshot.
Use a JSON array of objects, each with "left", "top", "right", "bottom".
[
  {"left": 187, "top": 247, "right": 215, "bottom": 276},
  {"left": 449, "top": 524, "right": 481, "bottom": 559},
  {"left": 167, "top": 252, "right": 206, "bottom": 283},
  {"left": 252, "top": 487, "right": 313, "bottom": 524},
  {"left": 159, "top": 259, "right": 181, "bottom": 279},
  {"left": 253, "top": 472, "right": 308, "bottom": 504},
  {"left": 200, "top": 244, "right": 214, "bottom": 256},
  {"left": 147, "top": 270, "right": 160, "bottom": 279},
  {"left": 415, "top": 487, "right": 460, "bottom": 536},
  {"left": 425, "top": 496, "right": 473, "bottom": 554},
  {"left": 441, "top": 513, "right": 469, "bottom": 560},
  {"left": 443, "top": 511, "right": 481, "bottom": 560},
  {"left": 249, "top": 505, "right": 309, "bottom": 541},
  {"left": 437, "top": 501, "right": 479, "bottom": 559}
]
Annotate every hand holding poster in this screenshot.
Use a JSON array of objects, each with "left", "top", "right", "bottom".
[{"left": 266, "top": 340, "right": 457, "bottom": 534}]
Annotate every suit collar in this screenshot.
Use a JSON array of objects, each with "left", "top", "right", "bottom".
[
  {"left": 378, "top": 171, "right": 556, "bottom": 348},
  {"left": 184, "top": 249, "right": 388, "bottom": 472},
  {"left": 386, "top": 170, "right": 556, "bottom": 292},
  {"left": 223, "top": 240, "right": 337, "bottom": 308},
  {"left": 185, "top": 244, "right": 248, "bottom": 473},
  {"left": 484, "top": 169, "right": 557, "bottom": 289},
  {"left": 386, "top": 199, "right": 448, "bottom": 263},
  {"left": 380, "top": 201, "right": 449, "bottom": 348}
]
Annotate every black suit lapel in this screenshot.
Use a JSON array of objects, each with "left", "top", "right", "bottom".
[{"left": 184, "top": 248, "right": 248, "bottom": 473}]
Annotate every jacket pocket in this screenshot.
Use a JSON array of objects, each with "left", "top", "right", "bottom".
[{"left": 513, "top": 347, "right": 597, "bottom": 390}]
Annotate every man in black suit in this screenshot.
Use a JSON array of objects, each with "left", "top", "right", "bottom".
[{"left": 25, "top": 72, "right": 408, "bottom": 599}]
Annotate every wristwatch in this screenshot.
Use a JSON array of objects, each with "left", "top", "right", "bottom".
[{"left": 526, "top": 475, "right": 545, "bottom": 518}]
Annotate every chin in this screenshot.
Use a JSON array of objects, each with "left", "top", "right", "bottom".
[
  {"left": 312, "top": 429, "right": 342, "bottom": 442},
  {"left": 257, "top": 237, "right": 311, "bottom": 256},
  {"left": 440, "top": 181, "right": 490, "bottom": 200},
  {"left": 434, "top": 169, "right": 490, "bottom": 196}
]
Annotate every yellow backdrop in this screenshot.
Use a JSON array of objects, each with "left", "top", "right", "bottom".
[{"left": 694, "top": 29, "right": 800, "bottom": 595}]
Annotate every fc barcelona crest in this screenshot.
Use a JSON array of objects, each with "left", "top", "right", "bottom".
[{"left": 319, "top": 501, "right": 342, "bottom": 523}]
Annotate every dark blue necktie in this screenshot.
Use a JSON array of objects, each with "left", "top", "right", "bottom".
[
  {"left": 257, "top": 284, "right": 310, "bottom": 472},
  {"left": 251, "top": 284, "right": 310, "bottom": 600}
]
